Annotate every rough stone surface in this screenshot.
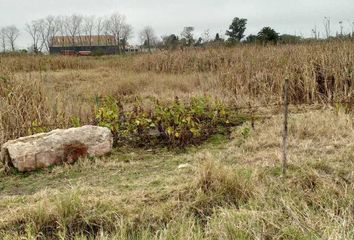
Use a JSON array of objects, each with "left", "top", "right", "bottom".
[{"left": 1, "top": 125, "right": 113, "bottom": 172}]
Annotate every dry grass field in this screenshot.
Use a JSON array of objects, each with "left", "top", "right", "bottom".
[{"left": 1, "top": 40, "right": 354, "bottom": 239}]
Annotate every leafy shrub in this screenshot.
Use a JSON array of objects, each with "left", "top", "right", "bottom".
[
  {"left": 94, "top": 96, "right": 243, "bottom": 148},
  {"left": 28, "top": 119, "right": 50, "bottom": 135}
]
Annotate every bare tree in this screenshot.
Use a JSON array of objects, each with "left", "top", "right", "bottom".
[
  {"left": 0, "top": 28, "right": 6, "bottom": 53},
  {"left": 25, "top": 13, "right": 134, "bottom": 54},
  {"left": 348, "top": 20, "right": 354, "bottom": 37},
  {"left": 37, "top": 16, "right": 59, "bottom": 52},
  {"left": 3, "top": 26, "right": 20, "bottom": 51},
  {"left": 55, "top": 16, "right": 67, "bottom": 47},
  {"left": 26, "top": 21, "right": 41, "bottom": 53},
  {"left": 121, "top": 24, "right": 133, "bottom": 52},
  {"left": 51, "top": 17, "right": 62, "bottom": 46},
  {"left": 83, "top": 16, "right": 96, "bottom": 47},
  {"left": 102, "top": 19, "right": 111, "bottom": 46},
  {"left": 96, "top": 17, "right": 105, "bottom": 46},
  {"left": 105, "top": 12, "right": 128, "bottom": 53},
  {"left": 203, "top": 29, "right": 211, "bottom": 43},
  {"left": 324, "top": 17, "right": 331, "bottom": 39},
  {"left": 312, "top": 25, "right": 320, "bottom": 39},
  {"left": 65, "top": 14, "right": 83, "bottom": 46},
  {"left": 139, "top": 26, "right": 157, "bottom": 52}
]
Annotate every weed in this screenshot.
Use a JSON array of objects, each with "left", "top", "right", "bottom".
[{"left": 95, "top": 96, "right": 241, "bottom": 148}]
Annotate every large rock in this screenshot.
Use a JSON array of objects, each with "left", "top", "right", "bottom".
[{"left": 1, "top": 125, "right": 113, "bottom": 172}]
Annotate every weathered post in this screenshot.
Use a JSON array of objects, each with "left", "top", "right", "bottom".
[{"left": 282, "top": 79, "right": 289, "bottom": 176}]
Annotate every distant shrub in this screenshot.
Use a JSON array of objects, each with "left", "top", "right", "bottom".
[{"left": 91, "top": 49, "right": 105, "bottom": 56}]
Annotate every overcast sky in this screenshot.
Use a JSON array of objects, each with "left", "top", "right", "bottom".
[{"left": 0, "top": 0, "right": 353, "bottom": 48}]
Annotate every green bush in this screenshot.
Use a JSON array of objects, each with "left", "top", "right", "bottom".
[{"left": 94, "top": 96, "right": 242, "bottom": 148}]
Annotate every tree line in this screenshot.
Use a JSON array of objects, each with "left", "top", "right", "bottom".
[
  {"left": 160, "top": 17, "right": 354, "bottom": 50},
  {"left": 0, "top": 14, "right": 353, "bottom": 53}
]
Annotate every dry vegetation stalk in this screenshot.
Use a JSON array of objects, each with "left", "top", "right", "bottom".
[{"left": 0, "top": 40, "right": 353, "bottom": 144}]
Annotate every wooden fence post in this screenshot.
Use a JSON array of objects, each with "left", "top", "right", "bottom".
[{"left": 282, "top": 79, "right": 289, "bottom": 176}]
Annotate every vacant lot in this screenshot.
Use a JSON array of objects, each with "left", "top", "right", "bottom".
[{"left": 1, "top": 41, "right": 354, "bottom": 239}]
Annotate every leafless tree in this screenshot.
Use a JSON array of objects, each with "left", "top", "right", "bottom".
[
  {"left": 25, "top": 13, "right": 134, "bottom": 53},
  {"left": 55, "top": 16, "right": 67, "bottom": 47},
  {"left": 26, "top": 20, "right": 41, "bottom": 53},
  {"left": 37, "top": 16, "right": 60, "bottom": 52},
  {"left": 324, "top": 17, "right": 331, "bottom": 39},
  {"left": 312, "top": 25, "right": 320, "bottom": 39},
  {"left": 96, "top": 17, "right": 105, "bottom": 46},
  {"left": 0, "top": 28, "right": 6, "bottom": 53},
  {"left": 121, "top": 24, "right": 133, "bottom": 52},
  {"left": 203, "top": 29, "right": 211, "bottom": 43},
  {"left": 64, "top": 14, "right": 83, "bottom": 46},
  {"left": 139, "top": 26, "right": 157, "bottom": 52},
  {"left": 105, "top": 12, "right": 129, "bottom": 52},
  {"left": 83, "top": 16, "right": 96, "bottom": 47},
  {"left": 3, "top": 26, "right": 20, "bottom": 51},
  {"left": 102, "top": 19, "right": 111, "bottom": 46},
  {"left": 347, "top": 20, "right": 354, "bottom": 37}
]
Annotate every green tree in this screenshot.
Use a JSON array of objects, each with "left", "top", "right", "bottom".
[
  {"left": 162, "top": 34, "right": 179, "bottom": 49},
  {"left": 214, "top": 33, "right": 224, "bottom": 42},
  {"left": 194, "top": 37, "right": 203, "bottom": 46},
  {"left": 226, "top": 17, "right": 247, "bottom": 42},
  {"left": 257, "top": 27, "right": 279, "bottom": 44},
  {"left": 245, "top": 34, "right": 258, "bottom": 43}
]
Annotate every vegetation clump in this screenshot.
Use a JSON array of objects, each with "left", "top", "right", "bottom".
[
  {"left": 185, "top": 159, "right": 254, "bottom": 220},
  {"left": 0, "top": 191, "right": 119, "bottom": 239},
  {"left": 95, "top": 96, "right": 243, "bottom": 148}
]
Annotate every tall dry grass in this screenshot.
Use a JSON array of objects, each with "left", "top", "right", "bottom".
[
  {"left": 126, "top": 41, "right": 354, "bottom": 104},
  {"left": 2, "top": 41, "right": 353, "bottom": 105},
  {"left": 0, "top": 40, "right": 353, "bottom": 145},
  {"left": 0, "top": 78, "right": 79, "bottom": 145},
  {"left": 0, "top": 54, "right": 96, "bottom": 73},
  {"left": 0, "top": 40, "right": 354, "bottom": 103}
]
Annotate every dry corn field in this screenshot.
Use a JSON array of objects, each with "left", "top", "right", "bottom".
[{"left": 1, "top": 40, "right": 354, "bottom": 239}]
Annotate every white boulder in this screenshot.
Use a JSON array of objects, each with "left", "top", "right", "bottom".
[{"left": 1, "top": 125, "right": 113, "bottom": 172}]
